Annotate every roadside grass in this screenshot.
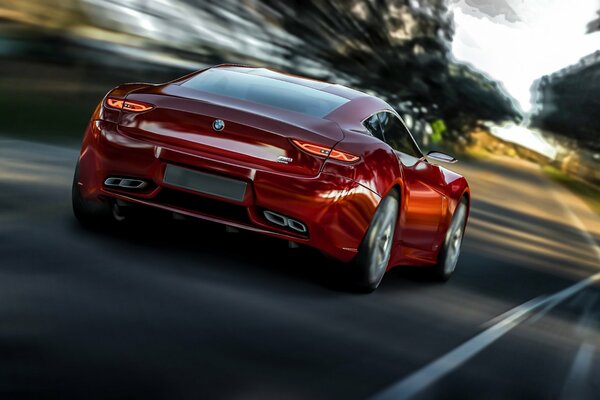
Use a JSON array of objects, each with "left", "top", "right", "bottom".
[
  {"left": 543, "top": 165, "right": 600, "bottom": 216},
  {"left": 425, "top": 142, "right": 492, "bottom": 163},
  {"left": 459, "top": 145, "right": 492, "bottom": 161}
]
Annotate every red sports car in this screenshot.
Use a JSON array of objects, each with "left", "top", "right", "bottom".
[{"left": 72, "top": 65, "right": 470, "bottom": 291}]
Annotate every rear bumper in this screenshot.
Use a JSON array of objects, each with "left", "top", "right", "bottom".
[{"left": 77, "top": 121, "right": 380, "bottom": 262}]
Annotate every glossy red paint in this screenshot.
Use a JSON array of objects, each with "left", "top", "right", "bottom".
[{"left": 75, "top": 65, "right": 469, "bottom": 269}]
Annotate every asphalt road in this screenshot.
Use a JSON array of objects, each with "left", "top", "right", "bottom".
[{"left": 1, "top": 138, "right": 599, "bottom": 400}]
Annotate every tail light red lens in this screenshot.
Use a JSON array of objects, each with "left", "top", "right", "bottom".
[
  {"left": 105, "top": 97, "right": 154, "bottom": 112},
  {"left": 122, "top": 101, "right": 153, "bottom": 112},
  {"left": 106, "top": 98, "right": 124, "bottom": 109},
  {"left": 292, "top": 139, "right": 359, "bottom": 163}
]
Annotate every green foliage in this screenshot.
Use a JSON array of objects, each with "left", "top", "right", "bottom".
[{"left": 430, "top": 119, "right": 446, "bottom": 143}]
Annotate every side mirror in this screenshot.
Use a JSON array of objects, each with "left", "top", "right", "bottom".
[{"left": 427, "top": 150, "right": 457, "bottom": 164}]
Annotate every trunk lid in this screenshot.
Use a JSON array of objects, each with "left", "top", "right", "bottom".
[{"left": 117, "top": 84, "right": 344, "bottom": 177}]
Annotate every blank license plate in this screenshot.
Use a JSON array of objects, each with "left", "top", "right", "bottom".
[{"left": 163, "top": 165, "right": 247, "bottom": 202}]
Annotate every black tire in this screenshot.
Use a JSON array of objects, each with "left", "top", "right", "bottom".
[
  {"left": 71, "top": 161, "right": 112, "bottom": 228},
  {"left": 353, "top": 190, "right": 400, "bottom": 292},
  {"left": 431, "top": 198, "right": 468, "bottom": 281}
]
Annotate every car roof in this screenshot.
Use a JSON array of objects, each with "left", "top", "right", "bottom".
[
  {"left": 215, "top": 65, "right": 365, "bottom": 99},
  {"left": 206, "top": 65, "right": 393, "bottom": 124}
]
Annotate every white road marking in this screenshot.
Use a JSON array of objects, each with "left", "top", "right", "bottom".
[
  {"left": 371, "top": 185, "right": 600, "bottom": 400},
  {"left": 560, "top": 293, "right": 598, "bottom": 400},
  {"left": 480, "top": 296, "right": 546, "bottom": 329},
  {"left": 560, "top": 342, "right": 596, "bottom": 400},
  {"left": 371, "top": 274, "right": 600, "bottom": 400},
  {"left": 551, "top": 186, "right": 600, "bottom": 261}
]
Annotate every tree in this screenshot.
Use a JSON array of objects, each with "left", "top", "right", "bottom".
[
  {"left": 530, "top": 54, "right": 600, "bottom": 150},
  {"left": 587, "top": 10, "right": 600, "bottom": 33},
  {"left": 439, "top": 63, "right": 521, "bottom": 132},
  {"left": 1, "top": 0, "right": 522, "bottom": 138}
]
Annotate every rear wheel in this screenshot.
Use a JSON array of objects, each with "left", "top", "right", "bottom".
[
  {"left": 72, "top": 162, "right": 112, "bottom": 228},
  {"left": 431, "top": 198, "right": 468, "bottom": 281},
  {"left": 353, "top": 190, "right": 399, "bottom": 292}
]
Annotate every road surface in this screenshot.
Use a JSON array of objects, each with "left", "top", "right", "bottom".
[{"left": 1, "top": 138, "right": 599, "bottom": 399}]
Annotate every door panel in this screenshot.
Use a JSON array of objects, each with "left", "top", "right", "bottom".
[
  {"left": 362, "top": 110, "right": 446, "bottom": 253},
  {"left": 399, "top": 157, "right": 446, "bottom": 252}
]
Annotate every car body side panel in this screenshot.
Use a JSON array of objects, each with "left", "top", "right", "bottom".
[
  {"left": 324, "top": 107, "right": 443, "bottom": 268},
  {"left": 389, "top": 161, "right": 470, "bottom": 267},
  {"left": 326, "top": 105, "right": 470, "bottom": 268},
  {"left": 322, "top": 133, "right": 402, "bottom": 196},
  {"left": 393, "top": 158, "right": 447, "bottom": 266}
]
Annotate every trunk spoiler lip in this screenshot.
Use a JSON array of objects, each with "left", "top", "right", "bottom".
[{"left": 123, "top": 85, "right": 347, "bottom": 144}]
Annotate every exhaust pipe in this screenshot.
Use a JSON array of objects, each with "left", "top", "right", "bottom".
[
  {"left": 263, "top": 210, "right": 307, "bottom": 234},
  {"left": 104, "top": 177, "right": 147, "bottom": 190}
]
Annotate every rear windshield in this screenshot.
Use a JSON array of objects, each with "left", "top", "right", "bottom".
[{"left": 181, "top": 69, "right": 349, "bottom": 118}]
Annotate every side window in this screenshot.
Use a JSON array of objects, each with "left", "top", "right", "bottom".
[
  {"left": 363, "top": 114, "right": 384, "bottom": 141},
  {"left": 378, "top": 112, "right": 422, "bottom": 158}
]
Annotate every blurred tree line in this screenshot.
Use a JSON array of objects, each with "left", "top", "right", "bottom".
[
  {"left": 530, "top": 53, "right": 600, "bottom": 151},
  {"left": 0, "top": 0, "right": 521, "bottom": 143},
  {"left": 587, "top": 8, "right": 600, "bottom": 33},
  {"left": 530, "top": 9, "right": 600, "bottom": 152},
  {"left": 194, "top": 0, "right": 522, "bottom": 142}
]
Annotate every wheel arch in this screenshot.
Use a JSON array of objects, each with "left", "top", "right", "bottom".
[{"left": 458, "top": 186, "right": 471, "bottom": 228}]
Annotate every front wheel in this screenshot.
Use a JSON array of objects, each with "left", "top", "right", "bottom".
[
  {"left": 353, "top": 190, "right": 399, "bottom": 292},
  {"left": 431, "top": 198, "right": 468, "bottom": 281}
]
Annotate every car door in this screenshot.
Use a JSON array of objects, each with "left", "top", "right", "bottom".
[{"left": 375, "top": 111, "right": 447, "bottom": 253}]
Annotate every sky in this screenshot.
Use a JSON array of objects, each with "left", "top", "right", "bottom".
[{"left": 449, "top": 0, "right": 600, "bottom": 112}]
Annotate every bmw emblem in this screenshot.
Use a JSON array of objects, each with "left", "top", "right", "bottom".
[{"left": 212, "top": 119, "right": 225, "bottom": 131}]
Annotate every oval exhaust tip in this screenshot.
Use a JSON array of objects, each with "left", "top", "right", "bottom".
[
  {"left": 104, "top": 177, "right": 147, "bottom": 190},
  {"left": 263, "top": 210, "right": 307, "bottom": 234}
]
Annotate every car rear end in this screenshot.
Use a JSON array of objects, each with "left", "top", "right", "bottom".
[{"left": 75, "top": 68, "right": 379, "bottom": 261}]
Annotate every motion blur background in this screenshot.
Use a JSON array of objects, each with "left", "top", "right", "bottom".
[
  {"left": 0, "top": 0, "right": 598, "bottom": 194},
  {"left": 2, "top": 2, "right": 600, "bottom": 398}
]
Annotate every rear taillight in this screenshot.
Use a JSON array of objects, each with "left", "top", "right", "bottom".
[
  {"left": 105, "top": 97, "right": 154, "bottom": 112},
  {"left": 106, "top": 98, "right": 124, "bottom": 109},
  {"left": 291, "top": 139, "right": 359, "bottom": 163}
]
